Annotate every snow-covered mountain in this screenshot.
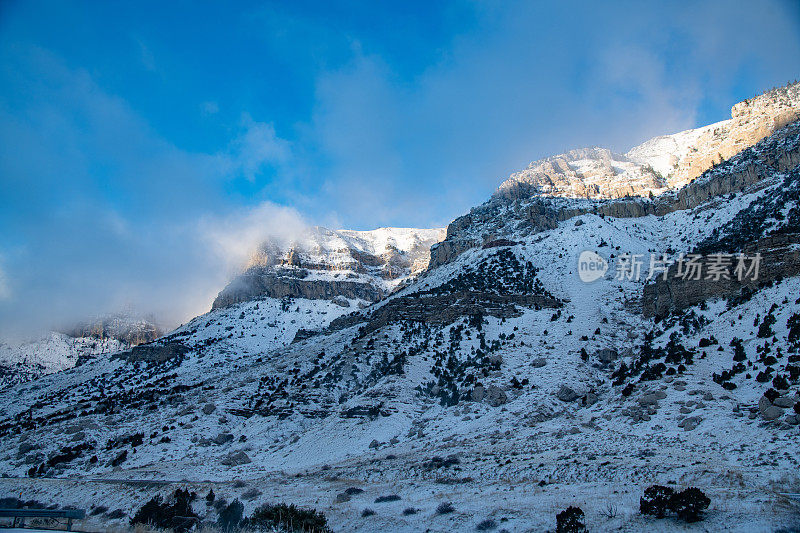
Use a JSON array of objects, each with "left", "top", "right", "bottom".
[
  {"left": 498, "top": 81, "right": 800, "bottom": 201},
  {"left": 0, "top": 332, "right": 127, "bottom": 388},
  {"left": 0, "top": 313, "right": 162, "bottom": 389},
  {"left": 213, "top": 226, "right": 445, "bottom": 308},
  {"left": 2, "top": 82, "right": 800, "bottom": 532}
]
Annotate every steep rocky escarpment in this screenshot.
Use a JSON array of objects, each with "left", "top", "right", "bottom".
[
  {"left": 212, "top": 226, "right": 444, "bottom": 309},
  {"left": 643, "top": 162, "right": 800, "bottom": 318},
  {"left": 431, "top": 118, "right": 800, "bottom": 270},
  {"left": 629, "top": 81, "right": 800, "bottom": 189},
  {"left": 325, "top": 248, "right": 563, "bottom": 337},
  {"left": 642, "top": 232, "right": 800, "bottom": 319},
  {"left": 213, "top": 268, "right": 386, "bottom": 308},
  {"left": 325, "top": 290, "right": 562, "bottom": 339}
]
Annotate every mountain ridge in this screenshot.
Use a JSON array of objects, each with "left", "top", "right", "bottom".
[{"left": 1, "top": 81, "right": 800, "bottom": 532}]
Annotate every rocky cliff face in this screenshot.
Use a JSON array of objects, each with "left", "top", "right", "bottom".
[
  {"left": 630, "top": 81, "right": 800, "bottom": 189},
  {"left": 496, "top": 147, "right": 667, "bottom": 200},
  {"left": 642, "top": 232, "right": 800, "bottom": 319},
  {"left": 642, "top": 141, "right": 800, "bottom": 319},
  {"left": 212, "top": 226, "right": 445, "bottom": 309},
  {"left": 430, "top": 83, "right": 800, "bottom": 270},
  {"left": 64, "top": 313, "right": 163, "bottom": 346}
]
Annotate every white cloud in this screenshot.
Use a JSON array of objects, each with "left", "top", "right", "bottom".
[
  {"left": 0, "top": 258, "right": 10, "bottom": 301},
  {"left": 199, "top": 201, "right": 308, "bottom": 274},
  {"left": 0, "top": 46, "right": 300, "bottom": 335},
  {"left": 229, "top": 115, "right": 291, "bottom": 181}
]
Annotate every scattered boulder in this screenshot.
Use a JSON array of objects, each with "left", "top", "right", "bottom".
[
  {"left": 758, "top": 396, "right": 772, "bottom": 413},
  {"left": 471, "top": 385, "right": 485, "bottom": 402},
  {"left": 638, "top": 391, "right": 667, "bottom": 406},
  {"left": 202, "top": 403, "right": 217, "bottom": 415},
  {"left": 678, "top": 416, "right": 702, "bottom": 431},
  {"left": 773, "top": 396, "right": 795, "bottom": 408},
  {"left": 487, "top": 354, "right": 503, "bottom": 366},
  {"left": 241, "top": 488, "right": 261, "bottom": 501},
  {"left": 332, "top": 296, "right": 351, "bottom": 308},
  {"left": 761, "top": 406, "right": 784, "bottom": 421},
  {"left": 221, "top": 451, "right": 251, "bottom": 466},
  {"left": 531, "top": 357, "right": 547, "bottom": 368},
  {"left": 368, "top": 439, "right": 380, "bottom": 449},
  {"left": 556, "top": 386, "right": 579, "bottom": 402},
  {"left": 214, "top": 433, "right": 235, "bottom": 445},
  {"left": 581, "top": 393, "right": 598, "bottom": 406},
  {"left": 24, "top": 452, "right": 44, "bottom": 465},
  {"left": 18, "top": 443, "right": 37, "bottom": 456},
  {"left": 485, "top": 385, "right": 507, "bottom": 407},
  {"left": 595, "top": 348, "right": 619, "bottom": 365}
]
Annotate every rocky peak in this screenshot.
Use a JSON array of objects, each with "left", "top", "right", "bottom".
[
  {"left": 497, "top": 82, "right": 800, "bottom": 205},
  {"left": 429, "top": 85, "right": 800, "bottom": 270},
  {"left": 629, "top": 80, "right": 800, "bottom": 189},
  {"left": 244, "top": 226, "right": 444, "bottom": 279},
  {"left": 212, "top": 226, "right": 445, "bottom": 309},
  {"left": 497, "top": 147, "right": 666, "bottom": 201}
]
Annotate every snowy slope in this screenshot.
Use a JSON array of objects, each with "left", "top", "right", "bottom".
[
  {"left": 627, "top": 119, "right": 731, "bottom": 182},
  {"left": 2, "top": 194, "right": 798, "bottom": 530},
  {"left": 0, "top": 332, "right": 128, "bottom": 388},
  {"left": 0, "top": 313, "right": 161, "bottom": 389}
]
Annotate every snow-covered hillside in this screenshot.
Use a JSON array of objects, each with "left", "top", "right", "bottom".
[
  {"left": 1, "top": 84, "right": 799, "bottom": 532},
  {"left": 0, "top": 313, "right": 162, "bottom": 389},
  {"left": 0, "top": 332, "right": 127, "bottom": 388}
]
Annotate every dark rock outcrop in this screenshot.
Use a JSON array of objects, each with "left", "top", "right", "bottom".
[
  {"left": 642, "top": 232, "right": 800, "bottom": 318},
  {"left": 114, "top": 340, "right": 189, "bottom": 363},
  {"left": 212, "top": 269, "right": 385, "bottom": 309},
  {"left": 326, "top": 290, "right": 563, "bottom": 337}
]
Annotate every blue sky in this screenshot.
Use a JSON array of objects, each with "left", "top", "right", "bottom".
[{"left": 1, "top": 0, "right": 799, "bottom": 331}]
